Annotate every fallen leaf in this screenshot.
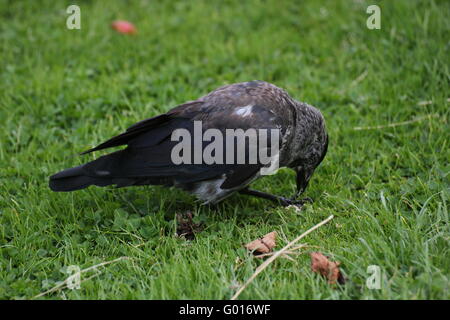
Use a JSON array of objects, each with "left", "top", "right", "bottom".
[
  {"left": 245, "top": 231, "right": 277, "bottom": 254},
  {"left": 310, "top": 252, "right": 345, "bottom": 284},
  {"left": 111, "top": 20, "right": 137, "bottom": 34},
  {"left": 176, "top": 212, "right": 203, "bottom": 240}
]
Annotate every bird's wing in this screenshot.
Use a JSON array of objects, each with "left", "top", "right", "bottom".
[
  {"left": 190, "top": 103, "right": 284, "bottom": 189},
  {"left": 80, "top": 100, "right": 284, "bottom": 190},
  {"left": 81, "top": 101, "right": 202, "bottom": 154}
]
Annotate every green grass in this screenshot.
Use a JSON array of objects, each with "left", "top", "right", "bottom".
[{"left": 0, "top": 0, "right": 448, "bottom": 300}]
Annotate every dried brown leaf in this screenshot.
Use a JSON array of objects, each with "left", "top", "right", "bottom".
[
  {"left": 176, "top": 212, "right": 203, "bottom": 240},
  {"left": 310, "top": 252, "right": 345, "bottom": 284},
  {"left": 245, "top": 231, "right": 277, "bottom": 254}
]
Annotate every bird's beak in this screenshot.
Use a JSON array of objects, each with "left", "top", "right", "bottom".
[{"left": 295, "top": 166, "right": 314, "bottom": 197}]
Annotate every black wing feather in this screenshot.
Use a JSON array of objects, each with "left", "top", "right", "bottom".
[{"left": 52, "top": 100, "right": 284, "bottom": 192}]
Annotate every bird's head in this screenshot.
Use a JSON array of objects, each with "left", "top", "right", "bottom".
[
  {"left": 294, "top": 133, "right": 328, "bottom": 195},
  {"left": 289, "top": 103, "right": 328, "bottom": 196}
]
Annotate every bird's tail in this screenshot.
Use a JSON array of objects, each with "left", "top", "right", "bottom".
[{"left": 49, "top": 164, "right": 112, "bottom": 192}]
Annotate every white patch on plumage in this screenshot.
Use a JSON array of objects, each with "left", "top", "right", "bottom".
[
  {"left": 234, "top": 105, "right": 253, "bottom": 117},
  {"left": 192, "top": 176, "right": 228, "bottom": 204},
  {"left": 192, "top": 170, "right": 263, "bottom": 204}
]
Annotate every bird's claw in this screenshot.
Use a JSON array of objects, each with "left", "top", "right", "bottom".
[
  {"left": 296, "top": 197, "right": 313, "bottom": 204},
  {"left": 279, "top": 197, "right": 313, "bottom": 207}
]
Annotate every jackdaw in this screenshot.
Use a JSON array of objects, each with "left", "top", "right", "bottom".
[{"left": 49, "top": 81, "right": 328, "bottom": 206}]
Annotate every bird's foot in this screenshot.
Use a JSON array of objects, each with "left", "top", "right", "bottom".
[{"left": 279, "top": 196, "right": 313, "bottom": 207}]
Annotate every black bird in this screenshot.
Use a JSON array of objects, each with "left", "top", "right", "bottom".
[{"left": 49, "top": 81, "right": 328, "bottom": 206}]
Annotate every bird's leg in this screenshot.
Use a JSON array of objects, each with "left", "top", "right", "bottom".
[{"left": 239, "top": 188, "right": 310, "bottom": 207}]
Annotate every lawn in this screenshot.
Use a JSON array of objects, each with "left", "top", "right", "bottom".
[{"left": 0, "top": 0, "right": 448, "bottom": 300}]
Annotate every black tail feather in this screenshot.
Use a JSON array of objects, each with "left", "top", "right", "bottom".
[{"left": 49, "top": 165, "right": 112, "bottom": 192}]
